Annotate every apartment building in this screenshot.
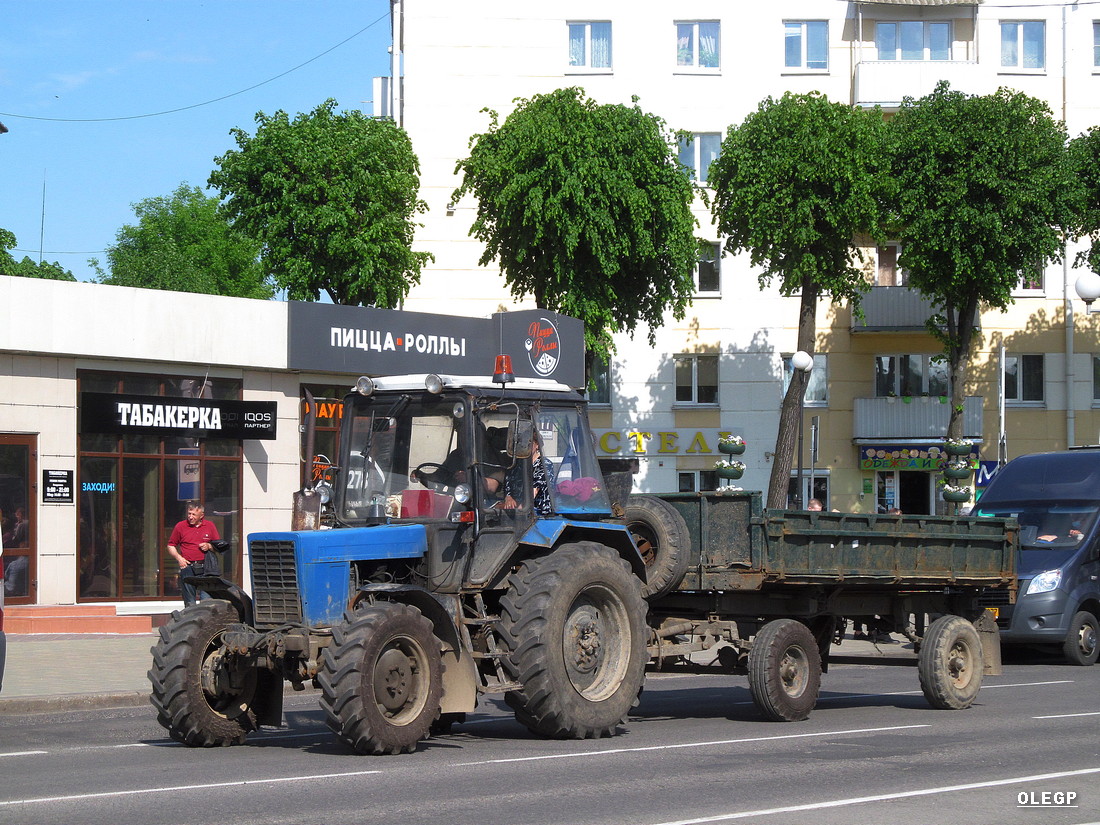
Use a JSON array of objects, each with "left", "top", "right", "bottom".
[{"left": 383, "top": 0, "right": 1100, "bottom": 514}]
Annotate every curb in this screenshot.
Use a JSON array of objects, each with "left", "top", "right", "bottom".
[{"left": 0, "top": 690, "right": 150, "bottom": 715}]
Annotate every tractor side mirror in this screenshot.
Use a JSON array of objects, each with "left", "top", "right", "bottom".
[{"left": 509, "top": 419, "right": 534, "bottom": 459}]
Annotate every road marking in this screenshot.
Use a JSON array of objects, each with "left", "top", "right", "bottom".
[
  {"left": 454, "top": 724, "right": 930, "bottom": 766},
  {"left": 646, "top": 766, "right": 1100, "bottom": 825},
  {"left": 1034, "top": 711, "right": 1100, "bottom": 719},
  {"left": 0, "top": 769, "right": 384, "bottom": 807},
  {"left": 0, "top": 750, "right": 47, "bottom": 758}
]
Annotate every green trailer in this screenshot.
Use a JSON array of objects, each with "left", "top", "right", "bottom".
[{"left": 627, "top": 491, "right": 1017, "bottom": 721}]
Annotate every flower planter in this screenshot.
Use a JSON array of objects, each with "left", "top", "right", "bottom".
[
  {"left": 942, "top": 489, "right": 971, "bottom": 503},
  {"left": 719, "top": 441, "right": 745, "bottom": 455},
  {"left": 717, "top": 466, "right": 744, "bottom": 480},
  {"left": 943, "top": 463, "right": 972, "bottom": 480},
  {"left": 943, "top": 441, "right": 972, "bottom": 457}
]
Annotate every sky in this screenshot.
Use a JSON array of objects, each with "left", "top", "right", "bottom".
[{"left": 0, "top": 0, "right": 394, "bottom": 282}]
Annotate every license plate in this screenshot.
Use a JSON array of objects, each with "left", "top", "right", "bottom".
[{"left": 987, "top": 607, "right": 999, "bottom": 619}]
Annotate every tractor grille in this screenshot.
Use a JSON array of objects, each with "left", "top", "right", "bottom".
[{"left": 249, "top": 538, "right": 303, "bottom": 627}]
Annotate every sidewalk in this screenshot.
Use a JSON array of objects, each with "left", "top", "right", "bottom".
[{"left": 0, "top": 631, "right": 915, "bottom": 716}]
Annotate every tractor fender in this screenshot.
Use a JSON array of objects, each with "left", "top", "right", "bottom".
[
  {"left": 518, "top": 518, "right": 646, "bottom": 581},
  {"left": 351, "top": 583, "right": 478, "bottom": 714}
]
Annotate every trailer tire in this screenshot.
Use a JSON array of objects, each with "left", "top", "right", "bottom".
[
  {"left": 624, "top": 495, "right": 691, "bottom": 599},
  {"left": 499, "top": 542, "right": 648, "bottom": 739},
  {"left": 319, "top": 601, "right": 443, "bottom": 755},
  {"left": 148, "top": 600, "right": 258, "bottom": 747},
  {"left": 918, "top": 615, "right": 983, "bottom": 709},
  {"left": 1062, "top": 611, "right": 1099, "bottom": 666},
  {"left": 748, "top": 618, "right": 821, "bottom": 722}
]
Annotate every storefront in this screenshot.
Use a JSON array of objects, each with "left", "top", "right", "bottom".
[
  {"left": 0, "top": 275, "right": 582, "bottom": 611},
  {"left": 858, "top": 444, "right": 981, "bottom": 515}
]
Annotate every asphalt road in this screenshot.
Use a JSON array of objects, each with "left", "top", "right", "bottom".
[{"left": 0, "top": 654, "right": 1098, "bottom": 825}]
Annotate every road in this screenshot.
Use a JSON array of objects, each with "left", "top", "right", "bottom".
[{"left": 0, "top": 653, "right": 1097, "bottom": 825}]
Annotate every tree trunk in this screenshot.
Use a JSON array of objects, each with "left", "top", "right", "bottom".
[
  {"left": 767, "top": 280, "right": 819, "bottom": 509},
  {"left": 945, "top": 296, "right": 978, "bottom": 441}
]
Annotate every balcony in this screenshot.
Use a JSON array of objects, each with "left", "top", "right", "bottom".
[
  {"left": 853, "top": 395, "right": 983, "bottom": 442},
  {"left": 854, "top": 60, "right": 990, "bottom": 108},
  {"left": 853, "top": 287, "right": 979, "bottom": 334}
]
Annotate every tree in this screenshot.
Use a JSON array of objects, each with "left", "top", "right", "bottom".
[
  {"left": 209, "top": 100, "right": 431, "bottom": 307},
  {"left": 91, "top": 184, "right": 271, "bottom": 298},
  {"left": 452, "top": 87, "right": 699, "bottom": 360},
  {"left": 707, "top": 92, "right": 887, "bottom": 508},
  {"left": 888, "top": 82, "right": 1079, "bottom": 440},
  {"left": 0, "top": 228, "right": 77, "bottom": 281},
  {"left": 1069, "top": 126, "right": 1100, "bottom": 276}
]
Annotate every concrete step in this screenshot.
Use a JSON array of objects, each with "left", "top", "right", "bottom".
[{"left": 5, "top": 605, "right": 153, "bottom": 635}]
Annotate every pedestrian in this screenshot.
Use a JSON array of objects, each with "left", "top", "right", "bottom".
[
  {"left": 167, "top": 501, "right": 220, "bottom": 607},
  {"left": 807, "top": 498, "right": 823, "bottom": 511}
]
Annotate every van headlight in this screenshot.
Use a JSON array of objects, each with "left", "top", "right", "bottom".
[{"left": 1025, "top": 569, "right": 1062, "bottom": 595}]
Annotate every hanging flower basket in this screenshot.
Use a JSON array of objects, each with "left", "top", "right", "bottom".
[
  {"left": 943, "top": 461, "right": 973, "bottom": 480},
  {"left": 943, "top": 439, "right": 973, "bottom": 457},
  {"left": 942, "top": 485, "right": 972, "bottom": 503},
  {"left": 719, "top": 434, "right": 746, "bottom": 455},
  {"left": 714, "top": 459, "right": 745, "bottom": 480}
]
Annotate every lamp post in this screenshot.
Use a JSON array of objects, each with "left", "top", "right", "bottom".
[
  {"left": 1072, "top": 272, "right": 1100, "bottom": 448},
  {"left": 791, "top": 350, "right": 814, "bottom": 508}
]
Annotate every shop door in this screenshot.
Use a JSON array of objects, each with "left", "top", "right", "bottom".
[
  {"left": 1, "top": 434, "right": 37, "bottom": 604},
  {"left": 876, "top": 469, "right": 933, "bottom": 515}
]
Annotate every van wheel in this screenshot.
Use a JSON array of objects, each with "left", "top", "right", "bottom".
[{"left": 1062, "top": 611, "right": 1099, "bottom": 666}]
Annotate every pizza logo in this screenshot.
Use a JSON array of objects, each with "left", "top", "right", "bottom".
[{"left": 525, "top": 318, "right": 560, "bottom": 377}]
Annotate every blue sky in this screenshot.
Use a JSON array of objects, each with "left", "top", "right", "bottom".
[{"left": 0, "top": 0, "right": 393, "bottom": 282}]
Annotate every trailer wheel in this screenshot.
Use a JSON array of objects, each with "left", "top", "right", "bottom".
[
  {"left": 624, "top": 495, "right": 691, "bottom": 599},
  {"left": 918, "top": 615, "right": 983, "bottom": 709},
  {"left": 319, "top": 601, "right": 443, "bottom": 755},
  {"left": 748, "top": 619, "right": 821, "bottom": 722},
  {"left": 148, "top": 600, "right": 258, "bottom": 747},
  {"left": 1062, "top": 611, "right": 1099, "bottom": 666},
  {"left": 499, "top": 542, "right": 648, "bottom": 739}
]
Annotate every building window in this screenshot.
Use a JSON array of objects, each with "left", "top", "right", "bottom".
[
  {"left": 874, "top": 355, "right": 949, "bottom": 398},
  {"left": 678, "top": 133, "right": 721, "bottom": 184},
  {"left": 675, "top": 354, "right": 719, "bottom": 404},
  {"left": 784, "top": 20, "right": 828, "bottom": 70},
  {"left": 695, "top": 243, "right": 721, "bottom": 294},
  {"left": 876, "top": 21, "right": 951, "bottom": 61},
  {"left": 676, "top": 21, "right": 720, "bottom": 69},
  {"left": 1014, "top": 262, "right": 1045, "bottom": 295},
  {"left": 587, "top": 355, "right": 612, "bottom": 405},
  {"left": 875, "top": 243, "right": 906, "bottom": 286},
  {"left": 1091, "top": 355, "right": 1100, "bottom": 401},
  {"left": 569, "top": 21, "right": 612, "bottom": 70},
  {"left": 1094, "top": 21, "right": 1100, "bottom": 67},
  {"left": 783, "top": 353, "right": 828, "bottom": 405},
  {"left": 786, "top": 475, "right": 829, "bottom": 509},
  {"left": 679, "top": 470, "right": 719, "bottom": 492},
  {"left": 1005, "top": 353, "right": 1044, "bottom": 402},
  {"left": 1001, "top": 21, "right": 1045, "bottom": 70}
]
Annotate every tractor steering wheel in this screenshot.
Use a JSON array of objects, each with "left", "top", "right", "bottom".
[{"left": 413, "top": 461, "right": 454, "bottom": 492}]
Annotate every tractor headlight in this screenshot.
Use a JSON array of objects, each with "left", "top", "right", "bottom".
[{"left": 355, "top": 376, "right": 375, "bottom": 396}]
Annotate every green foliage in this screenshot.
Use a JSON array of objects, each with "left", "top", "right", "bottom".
[
  {"left": 1069, "top": 126, "right": 1100, "bottom": 274},
  {"left": 453, "top": 87, "right": 698, "bottom": 357},
  {"left": 708, "top": 91, "right": 887, "bottom": 302},
  {"left": 887, "top": 82, "right": 1078, "bottom": 437},
  {"left": 92, "top": 184, "right": 270, "bottom": 298},
  {"left": 209, "top": 100, "right": 431, "bottom": 307},
  {"left": 0, "top": 228, "right": 77, "bottom": 281}
]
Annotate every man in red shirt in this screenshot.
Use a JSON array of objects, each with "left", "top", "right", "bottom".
[{"left": 167, "top": 501, "right": 220, "bottom": 607}]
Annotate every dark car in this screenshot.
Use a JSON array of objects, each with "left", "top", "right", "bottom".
[{"left": 976, "top": 450, "right": 1100, "bottom": 665}]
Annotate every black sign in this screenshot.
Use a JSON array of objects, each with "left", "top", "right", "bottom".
[
  {"left": 80, "top": 393, "right": 278, "bottom": 440},
  {"left": 287, "top": 303, "right": 585, "bottom": 388},
  {"left": 42, "top": 469, "right": 74, "bottom": 503}
]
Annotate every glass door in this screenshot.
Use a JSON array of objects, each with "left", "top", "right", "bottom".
[{"left": 1, "top": 434, "right": 36, "bottom": 604}]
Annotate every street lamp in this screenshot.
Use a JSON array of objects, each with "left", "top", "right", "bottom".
[
  {"left": 1075, "top": 272, "right": 1100, "bottom": 309},
  {"left": 791, "top": 350, "right": 814, "bottom": 508}
]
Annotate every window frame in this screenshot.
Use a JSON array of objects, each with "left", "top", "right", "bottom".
[
  {"left": 677, "top": 132, "right": 722, "bottom": 185},
  {"left": 1094, "top": 21, "right": 1100, "bottom": 69},
  {"left": 678, "top": 470, "right": 719, "bottom": 493},
  {"left": 1000, "top": 20, "right": 1046, "bottom": 71},
  {"left": 674, "top": 353, "right": 719, "bottom": 406},
  {"left": 675, "top": 20, "right": 721, "bottom": 71},
  {"left": 786, "top": 474, "right": 830, "bottom": 510},
  {"left": 873, "top": 354, "right": 949, "bottom": 399},
  {"left": 782, "top": 353, "right": 828, "bottom": 407},
  {"left": 783, "top": 20, "right": 829, "bottom": 71},
  {"left": 587, "top": 355, "right": 612, "bottom": 406},
  {"left": 1012, "top": 261, "right": 1045, "bottom": 296},
  {"left": 875, "top": 20, "right": 952, "bottom": 62},
  {"left": 567, "top": 21, "right": 613, "bottom": 72},
  {"left": 1005, "top": 353, "right": 1045, "bottom": 404},
  {"left": 694, "top": 242, "right": 721, "bottom": 296},
  {"left": 875, "top": 242, "right": 907, "bottom": 287}
]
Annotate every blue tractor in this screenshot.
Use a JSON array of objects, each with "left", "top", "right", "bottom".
[{"left": 149, "top": 368, "right": 667, "bottom": 754}]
